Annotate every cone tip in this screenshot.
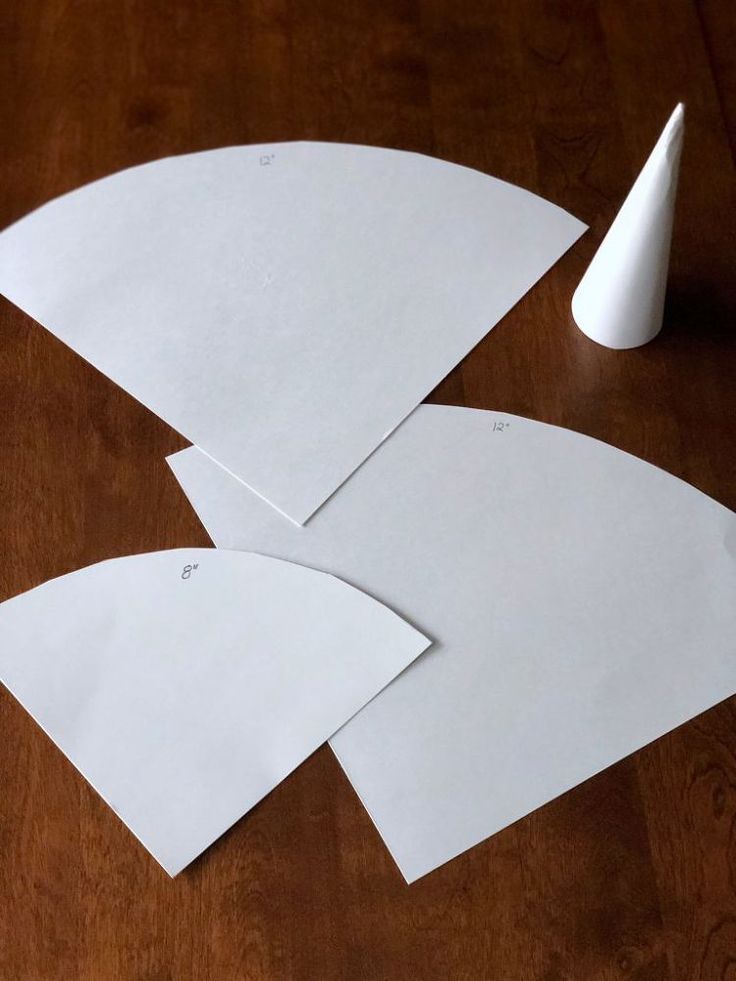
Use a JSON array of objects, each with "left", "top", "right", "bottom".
[
  {"left": 666, "top": 102, "right": 685, "bottom": 134},
  {"left": 656, "top": 103, "right": 685, "bottom": 162}
]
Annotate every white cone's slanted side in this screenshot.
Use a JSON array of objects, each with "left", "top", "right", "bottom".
[
  {"left": 0, "top": 142, "right": 585, "bottom": 525},
  {"left": 0, "top": 549, "right": 430, "bottom": 875},
  {"left": 572, "top": 104, "right": 685, "bottom": 349},
  {"left": 169, "top": 406, "right": 736, "bottom": 883}
]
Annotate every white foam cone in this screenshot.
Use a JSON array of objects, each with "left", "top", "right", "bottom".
[{"left": 572, "top": 104, "right": 685, "bottom": 349}]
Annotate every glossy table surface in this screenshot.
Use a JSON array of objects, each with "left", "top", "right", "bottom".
[{"left": 1, "top": 2, "right": 734, "bottom": 978}]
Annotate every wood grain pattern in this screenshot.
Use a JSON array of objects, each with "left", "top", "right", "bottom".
[{"left": 0, "top": 2, "right": 734, "bottom": 978}]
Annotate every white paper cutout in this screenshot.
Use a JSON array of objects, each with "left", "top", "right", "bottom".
[
  {"left": 0, "top": 142, "right": 585, "bottom": 524},
  {"left": 169, "top": 406, "right": 736, "bottom": 882},
  {"left": 572, "top": 104, "right": 684, "bottom": 349},
  {"left": 0, "top": 548, "right": 430, "bottom": 875}
]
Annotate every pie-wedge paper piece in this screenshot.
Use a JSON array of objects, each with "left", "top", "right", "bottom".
[
  {"left": 0, "top": 549, "right": 430, "bottom": 875},
  {"left": 168, "top": 406, "right": 736, "bottom": 883},
  {"left": 0, "top": 142, "right": 585, "bottom": 524}
]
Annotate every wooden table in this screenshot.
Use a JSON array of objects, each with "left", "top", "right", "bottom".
[{"left": 1, "top": 2, "right": 734, "bottom": 978}]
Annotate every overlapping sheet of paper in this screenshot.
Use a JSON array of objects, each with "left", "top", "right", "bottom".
[
  {"left": 0, "top": 142, "right": 585, "bottom": 524},
  {"left": 0, "top": 549, "right": 430, "bottom": 875},
  {"left": 169, "top": 406, "right": 736, "bottom": 882}
]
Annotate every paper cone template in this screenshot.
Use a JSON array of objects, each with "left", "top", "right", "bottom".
[
  {"left": 0, "top": 549, "right": 430, "bottom": 875},
  {"left": 0, "top": 142, "right": 584, "bottom": 524},
  {"left": 169, "top": 406, "right": 736, "bottom": 883},
  {"left": 572, "top": 104, "right": 684, "bottom": 349}
]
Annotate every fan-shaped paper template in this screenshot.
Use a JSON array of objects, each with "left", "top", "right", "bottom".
[
  {"left": 0, "top": 549, "right": 430, "bottom": 875},
  {"left": 0, "top": 143, "right": 585, "bottom": 524},
  {"left": 169, "top": 407, "right": 736, "bottom": 882}
]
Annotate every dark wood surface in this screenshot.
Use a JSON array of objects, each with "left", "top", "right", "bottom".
[{"left": 1, "top": 2, "right": 734, "bottom": 978}]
